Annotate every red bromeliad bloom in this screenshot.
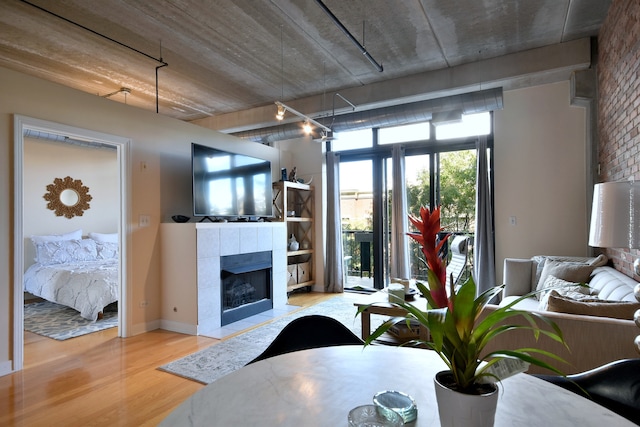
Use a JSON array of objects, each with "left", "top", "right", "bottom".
[{"left": 407, "top": 206, "right": 450, "bottom": 309}]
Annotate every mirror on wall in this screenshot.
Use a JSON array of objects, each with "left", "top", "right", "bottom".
[
  {"left": 43, "top": 176, "right": 92, "bottom": 218},
  {"left": 60, "top": 188, "right": 80, "bottom": 206}
]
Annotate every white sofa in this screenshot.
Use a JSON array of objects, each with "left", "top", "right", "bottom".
[{"left": 481, "top": 256, "right": 639, "bottom": 375}]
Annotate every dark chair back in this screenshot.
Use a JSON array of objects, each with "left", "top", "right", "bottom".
[
  {"left": 534, "top": 358, "right": 640, "bottom": 424},
  {"left": 246, "top": 315, "right": 363, "bottom": 365}
]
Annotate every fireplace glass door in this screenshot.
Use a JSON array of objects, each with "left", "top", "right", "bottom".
[{"left": 220, "top": 250, "right": 273, "bottom": 325}]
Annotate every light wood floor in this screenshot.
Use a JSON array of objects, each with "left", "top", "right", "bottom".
[{"left": 0, "top": 292, "right": 338, "bottom": 427}]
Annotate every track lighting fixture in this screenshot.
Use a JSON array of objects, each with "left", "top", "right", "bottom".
[
  {"left": 303, "top": 121, "right": 313, "bottom": 134},
  {"left": 274, "top": 101, "right": 331, "bottom": 133}
]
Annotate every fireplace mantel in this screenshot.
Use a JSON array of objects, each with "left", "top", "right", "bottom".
[{"left": 160, "top": 222, "right": 287, "bottom": 336}]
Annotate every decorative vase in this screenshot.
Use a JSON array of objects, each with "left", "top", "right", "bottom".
[
  {"left": 434, "top": 371, "right": 499, "bottom": 427},
  {"left": 288, "top": 234, "right": 299, "bottom": 251}
]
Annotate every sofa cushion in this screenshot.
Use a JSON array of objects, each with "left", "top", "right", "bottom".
[
  {"left": 532, "top": 255, "right": 607, "bottom": 285},
  {"left": 538, "top": 275, "right": 592, "bottom": 310},
  {"left": 546, "top": 290, "right": 640, "bottom": 320},
  {"left": 503, "top": 258, "right": 537, "bottom": 296},
  {"left": 535, "top": 260, "right": 596, "bottom": 299},
  {"left": 499, "top": 295, "right": 540, "bottom": 311},
  {"left": 589, "top": 266, "right": 638, "bottom": 302}
]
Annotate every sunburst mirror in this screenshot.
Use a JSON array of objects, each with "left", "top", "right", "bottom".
[{"left": 43, "top": 176, "right": 92, "bottom": 219}]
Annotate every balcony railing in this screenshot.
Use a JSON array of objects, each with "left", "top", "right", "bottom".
[
  {"left": 342, "top": 229, "right": 473, "bottom": 287},
  {"left": 342, "top": 230, "right": 373, "bottom": 280}
]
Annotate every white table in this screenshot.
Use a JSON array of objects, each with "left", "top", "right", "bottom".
[{"left": 160, "top": 345, "right": 635, "bottom": 426}]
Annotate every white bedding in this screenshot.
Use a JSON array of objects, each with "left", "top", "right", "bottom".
[{"left": 24, "top": 259, "right": 118, "bottom": 321}]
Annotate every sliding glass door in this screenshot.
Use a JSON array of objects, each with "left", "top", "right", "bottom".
[{"left": 334, "top": 113, "right": 491, "bottom": 289}]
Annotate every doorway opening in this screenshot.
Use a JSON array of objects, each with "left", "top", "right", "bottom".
[{"left": 12, "top": 115, "right": 130, "bottom": 372}]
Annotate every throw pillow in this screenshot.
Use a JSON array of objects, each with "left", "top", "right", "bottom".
[
  {"left": 546, "top": 290, "right": 640, "bottom": 320},
  {"left": 95, "top": 241, "right": 119, "bottom": 260},
  {"left": 537, "top": 275, "right": 590, "bottom": 310},
  {"left": 588, "top": 254, "right": 609, "bottom": 267},
  {"left": 34, "top": 239, "right": 98, "bottom": 265},
  {"left": 31, "top": 229, "right": 83, "bottom": 244},
  {"left": 532, "top": 255, "right": 608, "bottom": 285},
  {"left": 535, "top": 260, "right": 595, "bottom": 299},
  {"left": 88, "top": 232, "right": 118, "bottom": 243}
]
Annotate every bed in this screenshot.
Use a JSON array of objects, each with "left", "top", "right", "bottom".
[{"left": 24, "top": 230, "right": 119, "bottom": 321}]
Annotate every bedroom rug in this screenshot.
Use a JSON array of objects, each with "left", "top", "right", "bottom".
[
  {"left": 158, "top": 294, "right": 385, "bottom": 384},
  {"left": 24, "top": 301, "right": 118, "bottom": 340}
]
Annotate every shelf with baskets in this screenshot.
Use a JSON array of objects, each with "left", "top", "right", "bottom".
[{"left": 272, "top": 181, "right": 314, "bottom": 293}]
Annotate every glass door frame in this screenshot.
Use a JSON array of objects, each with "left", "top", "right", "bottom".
[{"left": 334, "top": 125, "right": 494, "bottom": 289}]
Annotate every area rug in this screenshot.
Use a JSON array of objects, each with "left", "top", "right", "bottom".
[
  {"left": 24, "top": 301, "right": 118, "bottom": 340},
  {"left": 158, "top": 295, "right": 384, "bottom": 384}
]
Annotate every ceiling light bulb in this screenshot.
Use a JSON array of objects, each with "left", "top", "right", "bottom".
[
  {"left": 276, "top": 105, "right": 285, "bottom": 120},
  {"left": 303, "top": 122, "right": 312, "bottom": 134}
]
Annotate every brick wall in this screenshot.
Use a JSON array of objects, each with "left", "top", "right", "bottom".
[{"left": 597, "top": 0, "right": 640, "bottom": 278}]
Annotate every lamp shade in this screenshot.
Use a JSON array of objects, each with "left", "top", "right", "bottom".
[{"left": 589, "top": 181, "right": 640, "bottom": 248}]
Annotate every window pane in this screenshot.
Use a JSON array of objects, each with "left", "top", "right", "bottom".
[
  {"left": 339, "top": 160, "right": 374, "bottom": 288},
  {"left": 435, "top": 112, "right": 490, "bottom": 140},
  {"left": 332, "top": 128, "right": 372, "bottom": 151},
  {"left": 404, "top": 154, "right": 431, "bottom": 282},
  {"left": 379, "top": 122, "right": 430, "bottom": 145},
  {"left": 439, "top": 150, "right": 477, "bottom": 234},
  {"left": 405, "top": 155, "right": 431, "bottom": 211}
]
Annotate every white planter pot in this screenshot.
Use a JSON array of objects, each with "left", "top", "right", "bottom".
[{"left": 434, "top": 371, "right": 499, "bottom": 427}]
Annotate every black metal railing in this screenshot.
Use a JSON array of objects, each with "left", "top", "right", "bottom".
[
  {"left": 342, "top": 230, "right": 373, "bottom": 279},
  {"left": 342, "top": 229, "right": 474, "bottom": 284}
]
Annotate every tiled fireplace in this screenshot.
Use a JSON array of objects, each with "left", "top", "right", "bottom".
[{"left": 195, "top": 223, "right": 287, "bottom": 336}]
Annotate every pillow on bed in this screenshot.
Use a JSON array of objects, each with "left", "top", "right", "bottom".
[
  {"left": 34, "top": 239, "right": 98, "bottom": 265},
  {"left": 95, "top": 241, "right": 119, "bottom": 260},
  {"left": 89, "top": 232, "right": 118, "bottom": 243},
  {"left": 30, "top": 229, "right": 82, "bottom": 244}
]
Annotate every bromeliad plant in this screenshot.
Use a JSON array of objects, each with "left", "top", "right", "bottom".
[{"left": 361, "top": 206, "right": 568, "bottom": 393}]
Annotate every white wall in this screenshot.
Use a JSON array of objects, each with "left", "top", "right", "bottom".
[
  {"left": 494, "top": 81, "right": 589, "bottom": 283},
  {"left": 23, "top": 138, "right": 119, "bottom": 268},
  {"left": 0, "top": 66, "right": 281, "bottom": 374}
]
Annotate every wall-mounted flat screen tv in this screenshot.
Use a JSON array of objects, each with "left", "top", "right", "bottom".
[{"left": 192, "top": 143, "right": 273, "bottom": 219}]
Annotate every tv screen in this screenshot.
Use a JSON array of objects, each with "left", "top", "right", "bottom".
[{"left": 192, "top": 143, "right": 273, "bottom": 218}]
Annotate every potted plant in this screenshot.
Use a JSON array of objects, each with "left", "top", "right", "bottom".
[{"left": 360, "top": 206, "right": 568, "bottom": 427}]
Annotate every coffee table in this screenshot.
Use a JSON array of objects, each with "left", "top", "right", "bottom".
[{"left": 353, "top": 290, "right": 430, "bottom": 343}]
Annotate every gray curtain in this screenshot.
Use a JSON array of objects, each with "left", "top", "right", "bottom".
[
  {"left": 325, "top": 151, "right": 344, "bottom": 292},
  {"left": 391, "top": 145, "right": 410, "bottom": 279},
  {"left": 474, "top": 135, "right": 496, "bottom": 295}
]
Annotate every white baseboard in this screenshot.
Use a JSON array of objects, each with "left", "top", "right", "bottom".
[
  {"left": 159, "top": 319, "right": 198, "bottom": 335},
  {"left": 0, "top": 360, "right": 14, "bottom": 377},
  {"left": 130, "top": 319, "right": 161, "bottom": 336}
]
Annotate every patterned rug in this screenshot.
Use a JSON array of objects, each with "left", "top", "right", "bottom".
[
  {"left": 24, "top": 301, "right": 118, "bottom": 340},
  {"left": 158, "top": 294, "right": 386, "bottom": 384}
]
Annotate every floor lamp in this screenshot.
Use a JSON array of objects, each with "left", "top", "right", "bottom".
[{"left": 588, "top": 181, "right": 640, "bottom": 354}]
